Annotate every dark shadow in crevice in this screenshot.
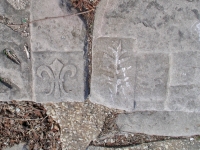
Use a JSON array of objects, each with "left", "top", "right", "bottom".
[{"left": 59, "top": 0, "right": 91, "bottom": 99}]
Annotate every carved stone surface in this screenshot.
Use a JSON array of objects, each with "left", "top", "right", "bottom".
[
  {"left": 167, "top": 52, "right": 200, "bottom": 111},
  {"left": 32, "top": 52, "right": 84, "bottom": 102},
  {"left": 135, "top": 53, "right": 169, "bottom": 110},
  {"left": 93, "top": 0, "right": 200, "bottom": 52},
  {"left": 91, "top": 37, "right": 169, "bottom": 111},
  {"left": 92, "top": 0, "right": 200, "bottom": 111},
  {"left": 30, "top": 0, "right": 86, "bottom": 52},
  {"left": 0, "top": 0, "right": 31, "bottom": 101},
  {"left": 30, "top": 0, "right": 86, "bottom": 102},
  {"left": 170, "top": 52, "right": 200, "bottom": 86},
  {"left": 0, "top": 0, "right": 86, "bottom": 103},
  {"left": 167, "top": 85, "right": 200, "bottom": 112},
  {"left": 91, "top": 37, "right": 136, "bottom": 111}
]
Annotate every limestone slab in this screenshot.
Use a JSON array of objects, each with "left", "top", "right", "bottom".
[
  {"left": 170, "top": 52, "right": 200, "bottom": 86},
  {"left": 91, "top": 37, "right": 170, "bottom": 111},
  {"left": 30, "top": 0, "right": 86, "bottom": 52},
  {"left": 0, "top": 0, "right": 86, "bottom": 103},
  {"left": 0, "top": 0, "right": 31, "bottom": 101},
  {"left": 92, "top": 0, "right": 200, "bottom": 111},
  {"left": 94, "top": 0, "right": 200, "bottom": 52},
  {"left": 135, "top": 53, "right": 169, "bottom": 110},
  {"left": 29, "top": 0, "right": 86, "bottom": 103},
  {"left": 32, "top": 52, "right": 84, "bottom": 103},
  {"left": 91, "top": 37, "right": 136, "bottom": 111},
  {"left": 167, "top": 85, "right": 200, "bottom": 112},
  {"left": 116, "top": 111, "right": 200, "bottom": 136}
]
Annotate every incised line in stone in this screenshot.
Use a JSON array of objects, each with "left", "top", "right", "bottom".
[
  {"left": 37, "top": 59, "right": 77, "bottom": 99},
  {"left": 102, "top": 40, "right": 132, "bottom": 100}
]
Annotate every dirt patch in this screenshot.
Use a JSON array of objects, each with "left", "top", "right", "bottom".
[{"left": 0, "top": 101, "right": 61, "bottom": 150}]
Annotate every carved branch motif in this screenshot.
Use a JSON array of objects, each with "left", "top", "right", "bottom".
[
  {"left": 102, "top": 41, "right": 132, "bottom": 101},
  {"left": 37, "top": 59, "right": 77, "bottom": 99}
]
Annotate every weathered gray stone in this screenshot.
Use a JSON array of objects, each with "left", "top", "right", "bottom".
[
  {"left": 0, "top": 0, "right": 30, "bottom": 24},
  {"left": 192, "top": 21, "right": 200, "bottom": 42},
  {"left": 135, "top": 53, "right": 169, "bottom": 110},
  {"left": 167, "top": 51, "right": 200, "bottom": 111},
  {"left": 91, "top": 37, "right": 136, "bottom": 111},
  {"left": 116, "top": 111, "right": 200, "bottom": 136},
  {"left": 0, "top": 0, "right": 31, "bottom": 101},
  {"left": 29, "top": 0, "right": 86, "bottom": 102},
  {"left": 93, "top": 0, "right": 200, "bottom": 52},
  {"left": 30, "top": 0, "right": 86, "bottom": 52},
  {"left": 32, "top": 52, "right": 84, "bottom": 102},
  {"left": 91, "top": 42, "right": 170, "bottom": 111},
  {"left": 91, "top": 0, "right": 200, "bottom": 111},
  {"left": 170, "top": 52, "right": 200, "bottom": 86},
  {"left": 167, "top": 85, "right": 200, "bottom": 112},
  {"left": 0, "top": 0, "right": 86, "bottom": 103}
]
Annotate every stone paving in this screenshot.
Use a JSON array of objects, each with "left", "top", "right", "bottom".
[
  {"left": 31, "top": 0, "right": 86, "bottom": 102},
  {"left": 116, "top": 111, "right": 200, "bottom": 136},
  {"left": 1, "top": 0, "right": 200, "bottom": 149},
  {"left": 0, "top": 0, "right": 31, "bottom": 101},
  {"left": 0, "top": 0, "right": 86, "bottom": 103},
  {"left": 91, "top": 0, "right": 200, "bottom": 112}
]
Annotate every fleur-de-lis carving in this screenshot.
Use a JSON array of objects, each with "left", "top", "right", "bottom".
[{"left": 37, "top": 59, "right": 76, "bottom": 99}]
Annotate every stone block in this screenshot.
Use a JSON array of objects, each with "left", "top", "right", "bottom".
[
  {"left": 134, "top": 53, "right": 169, "bottom": 110},
  {"left": 116, "top": 111, "right": 200, "bottom": 136},
  {"left": 32, "top": 52, "right": 84, "bottom": 102},
  {"left": 170, "top": 52, "right": 200, "bottom": 86},
  {"left": 91, "top": 37, "right": 136, "bottom": 111},
  {"left": 0, "top": 0, "right": 31, "bottom": 101},
  {"left": 30, "top": 0, "right": 86, "bottom": 52},
  {"left": 0, "top": 0, "right": 30, "bottom": 24},
  {"left": 93, "top": 0, "right": 200, "bottom": 52},
  {"left": 167, "top": 85, "right": 200, "bottom": 112}
]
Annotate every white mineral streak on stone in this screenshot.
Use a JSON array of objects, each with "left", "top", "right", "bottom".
[
  {"left": 92, "top": 0, "right": 200, "bottom": 112},
  {"left": 197, "top": 23, "right": 200, "bottom": 41},
  {"left": 6, "top": 0, "right": 28, "bottom": 10},
  {"left": 91, "top": 38, "right": 136, "bottom": 111},
  {"left": 30, "top": 0, "right": 85, "bottom": 103}
]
